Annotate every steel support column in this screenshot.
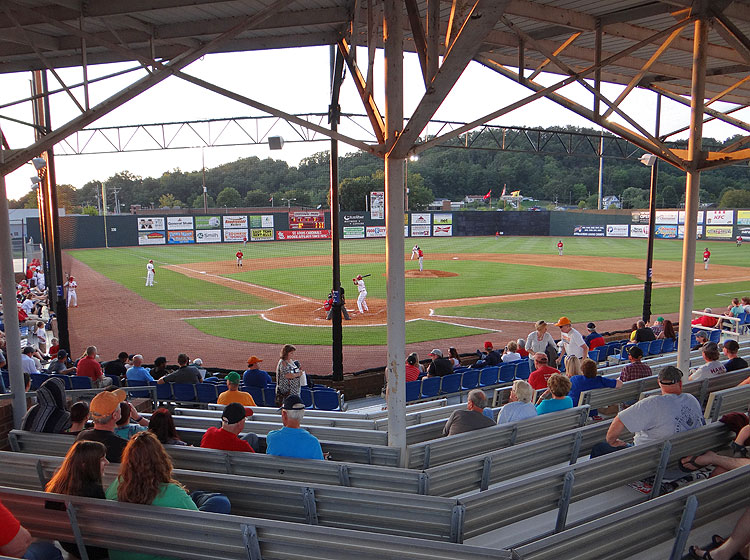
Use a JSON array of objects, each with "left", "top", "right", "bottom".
[
  {"left": 643, "top": 93, "right": 661, "bottom": 324},
  {"left": 677, "top": 10, "right": 709, "bottom": 374},
  {"left": 383, "top": 0, "right": 406, "bottom": 462},
  {"left": 330, "top": 45, "right": 345, "bottom": 382}
]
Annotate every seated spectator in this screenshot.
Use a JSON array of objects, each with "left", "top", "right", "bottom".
[
  {"left": 217, "top": 371, "right": 256, "bottom": 406},
  {"left": 618, "top": 346, "right": 653, "bottom": 382},
  {"left": 650, "top": 317, "right": 665, "bottom": 338},
  {"left": 496, "top": 380, "right": 537, "bottom": 424},
  {"left": 473, "top": 341, "right": 501, "bottom": 368},
  {"left": 126, "top": 354, "right": 154, "bottom": 384},
  {"left": 528, "top": 352, "right": 560, "bottom": 390},
  {"left": 564, "top": 355, "right": 582, "bottom": 377},
  {"left": 266, "top": 395, "right": 325, "bottom": 460},
  {"left": 20, "top": 377, "right": 71, "bottom": 433},
  {"left": 191, "top": 357, "right": 207, "bottom": 381},
  {"left": 723, "top": 339, "right": 748, "bottom": 373},
  {"left": 150, "top": 356, "right": 169, "bottom": 380},
  {"left": 48, "top": 337, "right": 59, "bottom": 357},
  {"left": 0, "top": 499, "right": 62, "bottom": 559},
  {"left": 448, "top": 347, "right": 461, "bottom": 368},
  {"left": 76, "top": 389, "right": 128, "bottom": 463},
  {"left": 687, "top": 507, "right": 750, "bottom": 560},
  {"left": 114, "top": 401, "right": 149, "bottom": 440},
  {"left": 629, "top": 322, "right": 638, "bottom": 342},
  {"left": 584, "top": 322, "right": 605, "bottom": 350},
  {"left": 633, "top": 320, "right": 656, "bottom": 342},
  {"left": 743, "top": 296, "right": 750, "bottom": 314},
  {"left": 726, "top": 297, "right": 744, "bottom": 318},
  {"left": 45, "top": 440, "right": 109, "bottom": 560},
  {"left": 77, "top": 346, "right": 112, "bottom": 388},
  {"left": 569, "top": 358, "right": 622, "bottom": 414},
  {"left": 501, "top": 341, "right": 521, "bottom": 363},
  {"left": 105, "top": 431, "right": 231, "bottom": 535},
  {"left": 148, "top": 408, "right": 188, "bottom": 446},
  {"left": 657, "top": 319, "right": 676, "bottom": 341},
  {"left": 442, "top": 389, "right": 496, "bottom": 436},
  {"left": 591, "top": 366, "right": 704, "bottom": 457},
  {"left": 535, "top": 374, "right": 573, "bottom": 415},
  {"left": 426, "top": 349, "right": 453, "bottom": 377},
  {"left": 689, "top": 341, "right": 727, "bottom": 381},
  {"left": 405, "top": 353, "right": 421, "bottom": 383},
  {"left": 242, "top": 356, "right": 271, "bottom": 388},
  {"left": 516, "top": 339, "right": 529, "bottom": 359},
  {"left": 691, "top": 308, "right": 719, "bottom": 328},
  {"left": 20, "top": 346, "right": 39, "bottom": 375},
  {"left": 104, "top": 351, "right": 129, "bottom": 380},
  {"left": 157, "top": 353, "right": 201, "bottom": 385},
  {"left": 67, "top": 401, "right": 90, "bottom": 435},
  {"left": 47, "top": 349, "right": 76, "bottom": 375},
  {"left": 692, "top": 330, "right": 709, "bottom": 351},
  {"left": 200, "top": 402, "right": 255, "bottom": 452}
]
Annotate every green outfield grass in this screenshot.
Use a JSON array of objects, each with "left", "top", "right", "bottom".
[{"left": 185, "top": 315, "right": 491, "bottom": 346}]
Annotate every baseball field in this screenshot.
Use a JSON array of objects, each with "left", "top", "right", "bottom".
[{"left": 62, "top": 236, "right": 750, "bottom": 372}]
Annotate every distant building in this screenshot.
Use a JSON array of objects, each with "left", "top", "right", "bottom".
[
  {"left": 464, "top": 195, "right": 488, "bottom": 203},
  {"left": 603, "top": 195, "right": 621, "bottom": 209},
  {"left": 428, "top": 199, "right": 452, "bottom": 211}
]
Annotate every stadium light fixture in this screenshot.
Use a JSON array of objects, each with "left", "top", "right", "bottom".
[
  {"left": 30, "top": 176, "right": 41, "bottom": 184},
  {"left": 268, "top": 136, "right": 284, "bottom": 150},
  {"left": 639, "top": 154, "right": 657, "bottom": 167},
  {"left": 31, "top": 157, "right": 46, "bottom": 171}
]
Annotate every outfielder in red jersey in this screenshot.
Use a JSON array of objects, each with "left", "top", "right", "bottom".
[
  {"left": 557, "top": 240, "right": 564, "bottom": 256},
  {"left": 236, "top": 250, "right": 244, "bottom": 268},
  {"left": 703, "top": 248, "right": 710, "bottom": 270}
]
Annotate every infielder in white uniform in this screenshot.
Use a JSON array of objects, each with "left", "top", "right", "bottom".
[
  {"left": 64, "top": 276, "right": 77, "bottom": 307},
  {"left": 146, "top": 260, "right": 155, "bottom": 286},
  {"left": 411, "top": 245, "right": 419, "bottom": 260},
  {"left": 353, "top": 275, "right": 368, "bottom": 313}
]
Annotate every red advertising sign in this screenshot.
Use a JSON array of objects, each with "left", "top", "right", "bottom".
[{"left": 276, "top": 229, "right": 332, "bottom": 241}]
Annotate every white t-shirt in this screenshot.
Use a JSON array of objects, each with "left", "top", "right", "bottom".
[
  {"left": 618, "top": 393, "right": 705, "bottom": 446},
  {"left": 21, "top": 354, "right": 38, "bottom": 374},
  {"left": 689, "top": 360, "right": 727, "bottom": 381},
  {"left": 562, "top": 328, "right": 586, "bottom": 358},
  {"left": 502, "top": 352, "right": 521, "bottom": 363},
  {"left": 21, "top": 299, "right": 34, "bottom": 314},
  {"left": 526, "top": 331, "right": 555, "bottom": 355},
  {"left": 497, "top": 401, "right": 537, "bottom": 424}
]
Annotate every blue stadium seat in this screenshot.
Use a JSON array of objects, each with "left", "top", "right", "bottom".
[
  {"left": 648, "top": 339, "right": 664, "bottom": 355},
  {"left": 263, "top": 387, "right": 277, "bottom": 407},
  {"left": 312, "top": 390, "right": 340, "bottom": 411},
  {"left": 300, "top": 387, "right": 314, "bottom": 408},
  {"left": 105, "top": 374, "right": 121, "bottom": 387},
  {"left": 454, "top": 366, "right": 469, "bottom": 374},
  {"left": 156, "top": 382, "right": 173, "bottom": 401},
  {"left": 49, "top": 374, "right": 72, "bottom": 389},
  {"left": 126, "top": 379, "right": 151, "bottom": 398},
  {"left": 662, "top": 338, "right": 676, "bottom": 353},
  {"left": 244, "top": 386, "right": 263, "bottom": 405},
  {"left": 619, "top": 344, "right": 635, "bottom": 361},
  {"left": 420, "top": 377, "right": 441, "bottom": 399},
  {"left": 405, "top": 380, "right": 421, "bottom": 402},
  {"left": 70, "top": 376, "right": 92, "bottom": 390},
  {"left": 196, "top": 383, "right": 218, "bottom": 403},
  {"left": 514, "top": 360, "right": 531, "bottom": 380},
  {"left": 478, "top": 367, "right": 499, "bottom": 387},
  {"left": 29, "top": 373, "right": 48, "bottom": 390},
  {"left": 1, "top": 371, "right": 9, "bottom": 390},
  {"left": 636, "top": 341, "right": 651, "bottom": 355},
  {"left": 460, "top": 370, "right": 479, "bottom": 390},
  {"left": 498, "top": 363, "right": 516, "bottom": 383},
  {"left": 709, "top": 330, "right": 720, "bottom": 343},
  {"left": 172, "top": 384, "right": 197, "bottom": 402},
  {"left": 439, "top": 373, "right": 462, "bottom": 395}
]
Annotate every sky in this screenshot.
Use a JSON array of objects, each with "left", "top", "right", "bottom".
[{"left": 1, "top": 44, "right": 746, "bottom": 203}]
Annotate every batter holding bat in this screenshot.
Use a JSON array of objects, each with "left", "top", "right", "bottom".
[{"left": 353, "top": 274, "right": 369, "bottom": 314}]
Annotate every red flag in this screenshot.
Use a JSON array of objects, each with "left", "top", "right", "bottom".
[
  {"left": 483, "top": 189, "right": 492, "bottom": 200},
  {"left": 501, "top": 186, "right": 506, "bottom": 197}
]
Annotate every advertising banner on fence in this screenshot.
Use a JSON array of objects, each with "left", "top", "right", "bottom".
[
  {"left": 343, "top": 214, "right": 365, "bottom": 227},
  {"left": 411, "top": 225, "right": 431, "bottom": 237},
  {"left": 737, "top": 211, "right": 750, "bottom": 225},
  {"left": 706, "top": 225, "right": 733, "bottom": 239},
  {"left": 250, "top": 228, "right": 273, "bottom": 241},
  {"left": 196, "top": 230, "right": 221, "bottom": 243},
  {"left": 411, "top": 213, "right": 431, "bottom": 225},
  {"left": 223, "top": 229, "right": 248, "bottom": 242},
  {"left": 276, "top": 229, "right": 331, "bottom": 240},
  {"left": 433, "top": 225, "right": 453, "bottom": 236},
  {"left": 434, "top": 213, "right": 453, "bottom": 225},
  {"left": 223, "top": 215, "right": 248, "bottom": 229},
  {"left": 366, "top": 226, "right": 386, "bottom": 238},
  {"left": 606, "top": 224, "right": 629, "bottom": 237},
  {"left": 678, "top": 225, "right": 703, "bottom": 239},
  {"left": 249, "top": 215, "right": 274, "bottom": 228},
  {"left": 196, "top": 216, "right": 221, "bottom": 229},
  {"left": 404, "top": 225, "right": 409, "bottom": 237},
  {"left": 630, "top": 224, "right": 649, "bottom": 238},
  {"left": 166, "top": 216, "right": 193, "bottom": 230},
  {"left": 343, "top": 226, "right": 365, "bottom": 239},
  {"left": 678, "top": 211, "right": 704, "bottom": 224},
  {"left": 138, "top": 231, "right": 165, "bottom": 245},
  {"left": 706, "top": 210, "right": 734, "bottom": 225},
  {"left": 655, "top": 211, "right": 678, "bottom": 224},
  {"left": 370, "top": 191, "right": 384, "bottom": 220},
  {"left": 654, "top": 225, "right": 678, "bottom": 239},
  {"left": 738, "top": 226, "right": 750, "bottom": 240},
  {"left": 573, "top": 225, "right": 605, "bottom": 237},
  {"left": 632, "top": 211, "right": 649, "bottom": 223},
  {"left": 138, "top": 217, "right": 165, "bottom": 231},
  {"left": 167, "top": 230, "right": 195, "bottom": 244}
]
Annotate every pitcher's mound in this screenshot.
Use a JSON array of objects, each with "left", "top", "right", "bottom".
[{"left": 404, "top": 269, "right": 458, "bottom": 278}]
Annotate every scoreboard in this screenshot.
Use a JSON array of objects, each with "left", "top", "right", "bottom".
[{"left": 289, "top": 210, "right": 326, "bottom": 230}]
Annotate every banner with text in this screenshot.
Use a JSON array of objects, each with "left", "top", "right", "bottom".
[
  {"left": 343, "top": 226, "right": 365, "bottom": 239},
  {"left": 167, "top": 230, "right": 195, "bottom": 244},
  {"left": 366, "top": 226, "right": 386, "bottom": 238},
  {"left": 654, "top": 225, "right": 678, "bottom": 239},
  {"left": 167, "top": 216, "right": 194, "bottom": 230},
  {"left": 370, "top": 191, "right": 384, "bottom": 220},
  {"left": 223, "top": 229, "right": 248, "bottom": 242},
  {"left": 573, "top": 225, "right": 605, "bottom": 237},
  {"left": 138, "top": 217, "right": 165, "bottom": 231},
  {"left": 606, "top": 224, "right": 629, "bottom": 237},
  {"left": 196, "top": 230, "right": 221, "bottom": 243},
  {"left": 276, "top": 229, "right": 331, "bottom": 240},
  {"left": 410, "top": 225, "right": 431, "bottom": 237},
  {"left": 411, "top": 213, "right": 431, "bottom": 225},
  {"left": 677, "top": 225, "right": 703, "bottom": 239},
  {"left": 655, "top": 211, "right": 678, "bottom": 224},
  {"left": 433, "top": 225, "right": 453, "bottom": 236},
  {"left": 630, "top": 224, "right": 649, "bottom": 238},
  {"left": 433, "top": 213, "right": 453, "bottom": 225},
  {"left": 706, "top": 225, "right": 733, "bottom": 239},
  {"left": 138, "top": 231, "right": 166, "bottom": 245},
  {"left": 249, "top": 215, "right": 274, "bottom": 228},
  {"left": 706, "top": 210, "right": 733, "bottom": 225},
  {"left": 196, "top": 216, "right": 221, "bottom": 229},
  {"left": 678, "top": 211, "right": 704, "bottom": 225},
  {"left": 223, "top": 215, "right": 248, "bottom": 229},
  {"left": 250, "top": 228, "right": 274, "bottom": 241}
]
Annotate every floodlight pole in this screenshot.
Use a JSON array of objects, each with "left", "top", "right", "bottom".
[
  {"left": 597, "top": 130, "right": 604, "bottom": 210},
  {"left": 642, "top": 93, "right": 661, "bottom": 324}
]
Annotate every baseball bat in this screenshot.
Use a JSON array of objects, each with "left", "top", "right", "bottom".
[{"left": 361, "top": 274, "right": 372, "bottom": 278}]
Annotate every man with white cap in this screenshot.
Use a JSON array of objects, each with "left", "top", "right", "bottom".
[
  {"left": 146, "top": 259, "right": 155, "bottom": 287},
  {"left": 75, "top": 389, "right": 128, "bottom": 462},
  {"left": 426, "top": 349, "right": 453, "bottom": 377},
  {"left": 555, "top": 317, "right": 588, "bottom": 367},
  {"left": 266, "top": 395, "right": 324, "bottom": 460}
]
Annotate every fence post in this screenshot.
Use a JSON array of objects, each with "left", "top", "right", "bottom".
[
  {"left": 480, "top": 456, "right": 493, "bottom": 491},
  {"left": 669, "top": 495, "right": 698, "bottom": 560},
  {"left": 569, "top": 432, "right": 583, "bottom": 465},
  {"left": 241, "top": 524, "right": 263, "bottom": 560},
  {"left": 554, "top": 471, "right": 576, "bottom": 533}
]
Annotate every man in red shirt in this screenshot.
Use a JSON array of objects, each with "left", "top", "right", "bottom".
[
  {"left": 557, "top": 240, "right": 564, "bottom": 256},
  {"left": 703, "top": 248, "right": 710, "bottom": 270},
  {"left": 0, "top": 499, "right": 62, "bottom": 558},
  {"left": 200, "top": 402, "right": 256, "bottom": 452},
  {"left": 527, "top": 353, "right": 560, "bottom": 390},
  {"left": 76, "top": 346, "right": 112, "bottom": 388},
  {"left": 691, "top": 308, "right": 719, "bottom": 328},
  {"left": 235, "top": 250, "right": 243, "bottom": 268}
]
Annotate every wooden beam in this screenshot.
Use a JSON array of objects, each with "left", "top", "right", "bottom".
[
  {"left": 338, "top": 37, "right": 386, "bottom": 144},
  {"left": 404, "top": 0, "right": 428, "bottom": 86},
  {"left": 426, "top": 0, "right": 440, "bottom": 82},
  {"left": 527, "top": 31, "right": 580, "bottom": 81}
]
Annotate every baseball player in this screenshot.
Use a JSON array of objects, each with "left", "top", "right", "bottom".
[
  {"left": 353, "top": 275, "right": 368, "bottom": 314},
  {"left": 557, "top": 240, "right": 564, "bottom": 256},
  {"left": 146, "top": 259, "right": 155, "bottom": 286},
  {"left": 417, "top": 246, "right": 424, "bottom": 272},
  {"left": 236, "top": 249, "right": 244, "bottom": 268},
  {"left": 243, "top": 235, "right": 248, "bottom": 247},
  {"left": 64, "top": 275, "right": 78, "bottom": 307},
  {"left": 411, "top": 245, "right": 419, "bottom": 260},
  {"left": 737, "top": 235, "right": 742, "bottom": 247},
  {"left": 703, "top": 248, "right": 711, "bottom": 270}
]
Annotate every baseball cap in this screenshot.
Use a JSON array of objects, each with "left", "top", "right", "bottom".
[
  {"left": 586, "top": 322, "right": 596, "bottom": 330},
  {"left": 225, "top": 371, "right": 241, "bottom": 383},
  {"left": 247, "top": 356, "right": 263, "bottom": 365},
  {"left": 57, "top": 349, "right": 67, "bottom": 359},
  {"left": 696, "top": 330, "right": 709, "bottom": 339},
  {"left": 658, "top": 366, "right": 683, "bottom": 385},
  {"left": 90, "top": 389, "right": 127, "bottom": 419},
  {"left": 555, "top": 317, "right": 572, "bottom": 327},
  {"left": 222, "top": 402, "right": 246, "bottom": 424},
  {"left": 281, "top": 395, "right": 306, "bottom": 410},
  {"left": 430, "top": 348, "right": 443, "bottom": 357},
  {"left": 535, "top": 320, "right": 547, "bottom": 329},
  {"left": 484, "top": 341, "right": 493, "bottom": 349},
  {"left": 657, "top": 317, "right": 664, "bottom": 322}
]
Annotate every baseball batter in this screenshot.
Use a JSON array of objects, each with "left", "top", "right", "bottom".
[
  {"left": 353, "top": 275, "right": 368, "bottom": 313},
  {"left": 703, "top": 248, "right": 711, "bottom": 270},
  {"left": 64, "top": 275, "right": 77, "bottom": 307},
  {"left": 236, "top": 250, "right": 244, "bottom": 268},
  {"left": 146, "top": 260, "right": 155, "bottom": 286},
  {"left": 557, "top": 240, "right": 564, "bottom": 256}
]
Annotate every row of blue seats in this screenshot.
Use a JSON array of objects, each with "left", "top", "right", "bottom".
[
  {"left": 1, "top": 372, "right": 95, "bottom": 392},
  {"left": 406, "top": 361, "right": 531, "bottom": 402}
]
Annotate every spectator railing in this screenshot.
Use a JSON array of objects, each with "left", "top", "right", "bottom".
[
  {"left": 578, "top": 375, "right": 659, "bottom": 409},
  {"left": 640, "top": 368, "right": 750, "bottom": 406},
  {"left": 172, "top": 407, "right": 379, "bottom": 429},
  {"left": 0, "top": 485, "right": 514, "bottom": 560},
  {"left": 692, "top": 309, "right": 742, "bottom": 340},
  {"left": 703, "top": 384, "right": 750, "bottom": 422},
  {"left": 514, "top": 463, "right": 750, "bottom": 560}
]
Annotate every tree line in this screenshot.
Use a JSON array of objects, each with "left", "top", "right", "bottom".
[{"left": 10, "top": 125, "right": 750, "bottom": 213}]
